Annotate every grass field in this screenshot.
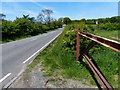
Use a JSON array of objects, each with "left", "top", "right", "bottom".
[{"left": 94, "top": 30, "right": 119, "bottom": 42}]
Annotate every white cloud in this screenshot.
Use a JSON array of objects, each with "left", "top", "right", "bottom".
[
  {"left": 30, "top": 0, "right": 48, "bottom": 9},
  {"left": 30, "top": 1, "right": 57, "bottom": 13},
  {"left": 29, "top": 1, "right": 62, "bottom": 19},
  {"left": 2, "top": 1, "right": 63, "bottom": 20}
]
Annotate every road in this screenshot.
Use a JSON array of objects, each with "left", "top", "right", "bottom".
[{"left": 0, "top": 28, "right": 63, "bottom": 88}]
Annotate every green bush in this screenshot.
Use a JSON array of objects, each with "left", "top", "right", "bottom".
[
  {"left": 2, "top": 16, "right": 63, "bottom": 42},
  {"left": 14, "top": 18, "right": 33, "bottom": 36},
  {"left": 55, "top": 21, "right": 63, "bottom": 28},
  {"left": 97, "top": 23, "right": 120, "bottom": 31},
  {"left": 63, "top": 17, "right": 71, "bottom": 24},
  {"left": 63, "top": 23, "right": 95, "bottom": 54},
  {"left": 2, "top": 21, "right": 16, "bottom": 39},
  {"left": 49, "top": 21, "right": 63, "bottom": 29},
  {"left": 30, "top": 23, "right": 44, "bottom": 35}
]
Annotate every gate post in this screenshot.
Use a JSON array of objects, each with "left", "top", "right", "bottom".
[{"left": 76, "top": 28, "right": 80, "bottom": 60}]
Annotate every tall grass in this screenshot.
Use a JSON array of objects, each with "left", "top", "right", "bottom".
[
  {"left": 40, "top": 30, "right": 93, "bottom": 81},
  {"left": 89, "top": 46, "right": 119, "bottom": 88}
]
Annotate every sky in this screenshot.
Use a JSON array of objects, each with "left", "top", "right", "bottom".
[
  {"left": 1, "top": 0, "right": 120, "bottom": 2},
  {"left": 1, "top": 2, "right": 119, "bottom": 21}
]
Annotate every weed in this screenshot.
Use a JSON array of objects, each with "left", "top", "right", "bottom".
[{"left": 48, "top": 78, "right": 56, "bottom": 82}]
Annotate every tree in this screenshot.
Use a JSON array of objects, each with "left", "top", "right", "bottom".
[
  {"left": 42, "top": 9, "right": 53, "bottom": 24},
  {"left": 37, "top": 9, "right": 53, "bottom": 25},
  {"left": 22, "top": 14, "right": 36, "bottom": 23},
  {"left": 28, "top": 17, "right": 36, "bottom": 23},
  {"left": 2, "top": 21, "right": 15, "bottom": 39},
  {"left": 37, "top": 13, "right": 44, "bottom": 23},
  {"left": 14, "top": 18, "right": 33, "bottom": 36},
  {"left": 80, "top": 18, "right": 86, "bottom": 24},
  {"left": 63, "top": 17, "right": 71, "bottom": 24},
  {"left": 98, "top": 18, "right": 105, "bottom": 24},
  {"left": 0, "top": 13, "right": 6, "bottom": 20},
  {"left": 23, "top": 14, "right": 29, "bottom": 19},
  {"left": 58, "top": 17, "right": 64, "bottom": 22}
]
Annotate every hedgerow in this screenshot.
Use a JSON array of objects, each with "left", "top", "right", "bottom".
[{"left": 2, "top": 18, "right": 63, "bottom": 41}]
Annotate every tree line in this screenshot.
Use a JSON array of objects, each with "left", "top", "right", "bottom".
[
  {"left": 71, "top": 16, "right": 120, "bottom": 31},
  {"left": 1, "top": 9, "right": 65, "bottom": 40},
  {"left": 71, "top": 16, "right": 120, "bottom": 24}
]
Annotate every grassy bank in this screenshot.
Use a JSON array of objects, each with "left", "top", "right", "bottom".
[
  {"left": 28, "top": 24, "right": 119, "bottom": 88},
  {"left": 28, "top": 25, "right": 96, "bottom": 86}
]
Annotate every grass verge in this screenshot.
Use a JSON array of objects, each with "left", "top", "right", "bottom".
[{"left": 28, "top": 26, "right": 98, "bottom": 87}]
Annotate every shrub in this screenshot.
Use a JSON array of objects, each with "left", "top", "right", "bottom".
[
  {"left": 2, "top": 16, "right": 63, "bottom": 42},
  {"left": 97, "top": 23, "right": 120, "bottom": 31},
  {"left": 63, "top": 24, "right": 95, "bottom": 54},
  {"left": 30, "top": 23, "right": 44, "bottom": 36},
  {"left": 63, "top": 17, "right": 71, "bottom": 24},
  {"left": 13, "top": 18, "right": 33, "bottom": 36},
  {"left": 2, "top": 21, "right": 16, "bottom": 39}
]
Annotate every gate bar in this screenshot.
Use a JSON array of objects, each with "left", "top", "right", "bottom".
[
  {"left": 78, "top": 31, "right": 120, "bottom": 52},
  {"left": 83, "top": 54, "right": 113, "bottom": 89}
]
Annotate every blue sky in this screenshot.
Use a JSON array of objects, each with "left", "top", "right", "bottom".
[{"left": 1, "top": 2, "right": 118, "bottom": 21}]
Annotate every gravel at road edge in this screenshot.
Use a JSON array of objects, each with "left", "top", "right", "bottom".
[{"left": 9, "top": 61, "right": 97, "bottom": 88}]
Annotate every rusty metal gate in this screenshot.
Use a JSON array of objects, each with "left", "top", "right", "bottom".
[{"left": 76, "top": 28, "right": 120, "bottom": 89}]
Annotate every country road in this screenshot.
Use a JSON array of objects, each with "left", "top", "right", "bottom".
[{"left": 0, "top": 27, "right": 63, "bottom": 88}]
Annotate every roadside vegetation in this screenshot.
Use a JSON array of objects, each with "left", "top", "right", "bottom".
[
  {"left": 0, "top": 9, "right": 63, "bottom": 43},
  {"left": 28, "top": 24, "right": 96, "bottom": 86},
  {"left": 1, "top": 18, "right": 62, "bottom": 43},
  {"left": 28, "top": 16, "right": 119, "bottom": 88}
]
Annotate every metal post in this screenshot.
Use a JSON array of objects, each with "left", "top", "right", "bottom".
[{"left": 76, "top": 28, "right": 80, "bottom": 60}]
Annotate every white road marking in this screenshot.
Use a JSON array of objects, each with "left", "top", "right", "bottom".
[
  {"left": 23, "top": 31, "right": 62, "bottom": 64},
  {"left": 0, "top": 73, "right": 11, "bottom": 83}
]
